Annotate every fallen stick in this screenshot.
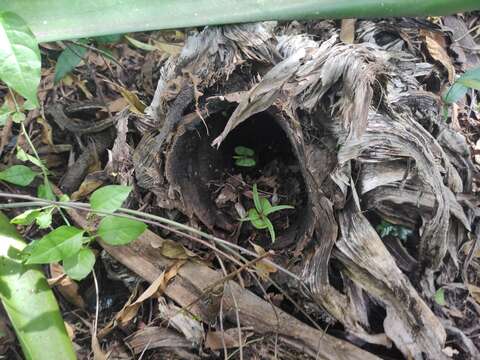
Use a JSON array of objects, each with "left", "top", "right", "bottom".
[{"left": 66, "top": 207, "right": 379, "bottom": 360}]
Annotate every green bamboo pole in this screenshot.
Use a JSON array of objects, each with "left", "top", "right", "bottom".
[
  {"left": 0, "top": 212, "right": 76, "bottom": 360},
  {"left": 0, "top": 0, "right": 478, "bottom": 43}
]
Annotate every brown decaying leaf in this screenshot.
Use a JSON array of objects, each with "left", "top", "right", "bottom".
[
  {"left": 49, "top": 263, "right": 86, "bottom": 309},
  {"left": 160, "top": 239, "right": 196, "bottom": 259},
  {"left": 467, "top": 284, "right": 480, "bottom": 305},
  {"left": 116, "top": 260, "right": 185, "bottom": 327},
  {"left": 340, "top": 19, "right": 357, "bottom": 44},
  {"left": 422, "top": 30, "right": 455, "bottom": 83},
  {"left": 205, "top": 328, "right": 252, "bottom": 350}
]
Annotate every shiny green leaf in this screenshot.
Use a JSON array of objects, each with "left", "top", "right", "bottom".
[
  {"left": 63, "top": 247, "right": 95, "bottom": 280},
  {"left": 234, "top": 157, "right": 256, "bottom": 167},
  {"left": 90, "top": 185, "right": 131, "bottom": 213},
  {"left": 97, "top": 215, "right": 147, "bottom": 245},
  {"left": 265, "top": 218, "right": 276, "bottom": 242},
  {"left": 26, "top": 226, "right": 84, "bottom": 264},
  {"left": 0, "top": 165, "right": 37, "bottom": 186},
  {"left": 54, "top": 43, "right": 87, "bottom": 84},
  {"left": 264, "top": 204, "right": 294, "bottom": 216},
  {"left": 234, "top": 146, "right": 255, "bottom": 157},
  {"left": 11, "top": 208, "right": 42, "bottom": 225},
  {"left": 0, "top": 12, "right": 40, "bottom": 106}
]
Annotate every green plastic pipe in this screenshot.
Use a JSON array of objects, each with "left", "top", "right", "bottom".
[
  {"left": 0, "top": 0, "right": 479, "bottom": 43},
  {"left": 0, "top": 212, "right": 76, "bottom": 360}
]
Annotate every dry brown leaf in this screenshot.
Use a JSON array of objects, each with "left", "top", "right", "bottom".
[
  {"left": 36, "top": 116, "right": 55, "bottom": 147},
  {"left": 92, "top": 335, "right": 107, "bottom": 360},
  {"left": 205, "top": 328, "right": 252, "bottom": 350},
  {"left": 117, "top": 260, "right": 185, "bottom": 327},
  {"left": 106, "top": 97, "right": 129, "bottom": 113},
  {"left": 340, "top": 19, "right": 356, "bottom": 44},
  {"left": 71, "top": 172, "right": 106, "bottom": 200},
  {"left": 467, "top": 284, "right": 480, "bottom": 304},
  {"left": 160, "top": 240, "right": 196, "bottom": 259},
  {"left": 251, "top": 243, "right": 277, "bottom": 279},
  {"left": 422, "top": 30, "right": 455, "bottom": 83},
  {"left": 153, "top": 40, "right": 183, "bottom": 56},
  {"left": 118, "top": 87, "right": 146, "bottom": 114},
  {"left": 49, "top": 263, "right": 86, "bottom": 309}
]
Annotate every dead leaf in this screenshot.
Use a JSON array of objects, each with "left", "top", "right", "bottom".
[
  {"left": 340, "top": 19, "right": 356, "bottom": 44},
  {"left": 117, "top": 261, "right": 185, "bottom": 326},
  {"left": 160, "top": 240, "right": 196, "bottom": 259},
  {"left": 422, "top": 30, "right": 455, "bottom": 83},
  {"left": 467, "top": 284, "right": 480, "bottom": 304},
  {"left": 106, "top": 97, "right": 129, "bottom": 113},
  {"left": 153, "top": 40, "right": 182, "bottom": 56},
  {"left": 49, "top": 263, "right": 86, "bottom": 309},
  {"left": 251, "top": 243, "right": 277, "bottom": 279},
  {"left": 36, "top": 116, "right": 55, "bottom": 147},
  {"left": 71, "top": 171, "right": 106, "bottom": 200},
  {"left": 92, "top": 335, "right": 107, "bottom": 360},
  {"left": 119, "top": 87, "right": 146, "bottom": 114}
]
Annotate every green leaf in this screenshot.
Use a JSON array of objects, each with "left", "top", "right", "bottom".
[
  {"left": 443, "top": 82, "right": 468, "bottom": 104},
  {"left": 11, "top": 208, "right": 42, "bottom": 225},
  {"left": 54, "top": 43, "right": 88, "bottom": 84},
  {"left": 234, "top": 146, "right": 255, "bottom": 157},
  {"left": 235, "top": 157, "right": 256, "bottom": 167},
  {"left": 12, "top": 111, "right": 25, "bottom": 123},
  {"left": 457, "top": 78, "right": 480, "bottom": 90},
  {"left": 63, "top": 247, "right": 95, "bottom": 280},
  {"left": 0, "top": 101, "right": 13, "bottom": 125},
  {"left": 259, "top": 197, "right": 272, "bottom": 213},
  {"left": 16, "top": 147, "right": 45, "bottom": 169},
  {"left": 0, "top": 12, "right": 40, "bottom": 106},
  {"left": 264, "top": 204, "right": 294, "bottom": 216},
  {"left": 265, "top": 217, "right": 276, "bottom": 242},
  {"left": 248, "top": 208, "right": 268, "bottom": 229},
  {"left": 252, "top": 184, "right": 262, "bottom": 213},
  {"left": 22, "top": 98, "right": 37, "bottom": 110},
  {"left": 97, "top": 215, "right": 147, "bottom": 245},
  {"left": 37, "top": 179, "right": 56, "bottom": 200},
  {"left": 26, "top": 226, "right": 84, "bottom": 264},
  {"left": 0, "top": 165, "right": 37, "bottom": 186},
  {"left": 35, "top": 207, "right": 54, "bottom": 229},
  {"left": 92, "top": 33, "right": 123, "bottom": 45},
  {"left": 90, "top": 185, "right": 132, "bottom": 213},
  {"left": 124, "top": 35, "right": 156, "bottom": 51},
  {"left": 434, "top": 288, "right": 446, "bottom": 306}
]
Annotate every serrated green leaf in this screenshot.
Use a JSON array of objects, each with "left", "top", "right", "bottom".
[
  {"left": 265, "top": 218, "right": 276, "bottom": 242},
  {"left": 434, "top": 288, "right": 446, "bottom": 306},
  {"left": 12, "top": 111, "right": 25, "bottom": 123},
  {"left": 11, "top": 208, "right": 42, "bottom": 225},
  {"left": 97, "top": 215, "right": 147, "bottom": 245},
  {"left": 54, "top": 44, "right": 88, "bottom": 84},
  {"left": 0, "top": 165, "right": 37, "bottom": 186},
  {"left": 234, "top": 146, "right": 255, "bottom": 157},
  {"left": 90, "top": 185, "right": 132, "bottom": 213},
  {"left": 35, "top": 207, "right": 53, "bottom": 229},
  {"left": 0, "top": 12, "right": 40, "bottom": 106},
  {"left": 63, "top": 247, "right": 95, "bottom": 280},
  {"left": 264, "top": 204, "right": 294, "bottom": 216},
  {"left": 235, "top": 157, "right": 256, "bottom": 167},
  {"left": 252, "top": 184, "right": 262, "bottom": 213},
  {"left": 26, "top": 226, "right": 84, "bottom": 264}
]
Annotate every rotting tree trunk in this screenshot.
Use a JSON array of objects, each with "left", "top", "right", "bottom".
[{"left": 117, "top": 22, "right": 478, "bottom": 359}]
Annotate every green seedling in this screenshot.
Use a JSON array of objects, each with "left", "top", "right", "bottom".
[
  {"left": 241, "top": 184, "right": 293, "bottom": 242},
  {"left": 233, "top": 146, "right": 256, "bottom": 167}
]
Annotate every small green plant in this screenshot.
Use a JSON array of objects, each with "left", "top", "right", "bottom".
[
  {"left": 14, "top": 185, "right": 147, "bottom": 280},
  {"left": 233, "top": 146, "right": 256, "bottom": 167},
  {"left": 443, "top": 66, "right": 480, "bottom": 120},
  {"left": 241, "top": 184, "right": 293, "bottom": 242},
  {"left": 376, "top": 220, "right": 412, "bottom": 241}
]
